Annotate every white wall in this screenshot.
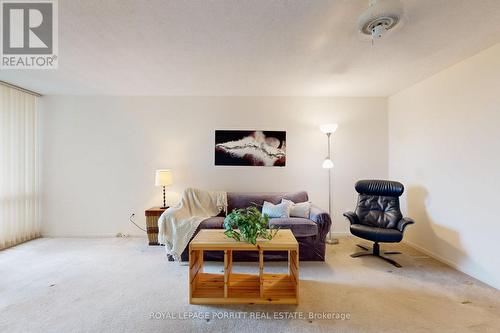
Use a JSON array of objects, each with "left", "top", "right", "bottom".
[
  {"left": 39, "top": 96, "right": 387, "bottom": 237},
  {"left": 389, "top": 43, "right": 500, "bottom": 289}
]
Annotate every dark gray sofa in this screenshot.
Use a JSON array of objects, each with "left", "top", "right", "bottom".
[{"left": 178, "top": 191, "right": 332, "bottom": 262}]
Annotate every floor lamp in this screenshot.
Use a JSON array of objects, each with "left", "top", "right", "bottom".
[{"left": 320, "top": 123, "right": 338, "bottom": 245}]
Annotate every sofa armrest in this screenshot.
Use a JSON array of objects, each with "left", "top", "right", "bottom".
[
  {"left": 309, "top": 205, "right": 332, "bottom": 241},
  {"left": 397, "top": 217, "right": 415, "bottom": 232},
  {"left": 343, "top": 211, "right": 359, "bottom": 225}
]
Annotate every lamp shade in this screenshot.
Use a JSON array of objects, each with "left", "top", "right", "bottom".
[
  {"left": 319, "top": 123, "right": 338, "bottom": 134},
  {"left": 155, "top": 169, "right": 173, "bottom": 186},
  {"left": 322, "top": 158, "right": 334, "bottom": 169}
]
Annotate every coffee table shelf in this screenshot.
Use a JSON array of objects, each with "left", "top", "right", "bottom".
[{"left": 189, "top": 230, "right": 299, "bottom": 304}]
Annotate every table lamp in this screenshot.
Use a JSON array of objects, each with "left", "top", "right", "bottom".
[{"left": 155, "top": 169, "right": 173, "bottom": 208}]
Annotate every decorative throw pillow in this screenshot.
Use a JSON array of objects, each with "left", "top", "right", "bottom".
[
  {"left": 262, "top": 201, "right": 291, "bottom": 218},
  {"left": 281, "top": 199, "right": 311, "bottom": 218}
]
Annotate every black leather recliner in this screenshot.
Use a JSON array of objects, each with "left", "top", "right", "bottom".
[{"left": 344, "top": 179, "right": 415, "bottom": 267}]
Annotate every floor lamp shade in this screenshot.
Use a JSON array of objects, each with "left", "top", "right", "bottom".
[
  {"left": 322, "top": 158, "right": 334, "bottom": 169},
  {"left": 319, "top": 123, "right": 338, "bottom": 134},
  {"left": 155, "top": 169, "right": 173, "bottom": 187}
]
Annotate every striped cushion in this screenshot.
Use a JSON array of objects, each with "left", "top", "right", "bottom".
[{"left": 262, "top": 201, "right": 291, "bottom": 218}]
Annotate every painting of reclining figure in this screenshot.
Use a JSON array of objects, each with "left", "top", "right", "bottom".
[{"left": 215, "top": 130, "right": 286, "bottom": 167}]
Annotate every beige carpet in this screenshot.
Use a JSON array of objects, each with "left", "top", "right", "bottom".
[{"left": 1, "top": 237, "right": 499, "bottom": 333}]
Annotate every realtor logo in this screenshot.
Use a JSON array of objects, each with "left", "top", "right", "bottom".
[{"left": 1, "top": 0, "right": 58, "bottom": 69}]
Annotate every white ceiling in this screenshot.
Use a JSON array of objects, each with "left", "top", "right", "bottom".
[{"left": 2, "top": 0, "right": 500, "bottom": 96}]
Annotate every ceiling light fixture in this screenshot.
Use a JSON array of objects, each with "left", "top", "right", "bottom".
[{"left": 357, "top": 0, "right": 404, "bottom": 44}]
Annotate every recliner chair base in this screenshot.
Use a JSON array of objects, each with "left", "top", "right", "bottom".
[{"left": 351, "top": 242, "right": 402, "bottom": 268}]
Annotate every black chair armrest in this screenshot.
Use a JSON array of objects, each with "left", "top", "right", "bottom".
[
  {"left": 309, "top": 205, "right": 332, "bottom": 240},
  {"left": 397, "top": 217, "right": 415, "bottom": 232},
  {"left": 343, "top": 211, "right": 360, "bottom": 225}
]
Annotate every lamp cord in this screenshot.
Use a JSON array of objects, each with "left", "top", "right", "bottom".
[{"left": 129, "top": 213, "right": 146, "bottom": 232}]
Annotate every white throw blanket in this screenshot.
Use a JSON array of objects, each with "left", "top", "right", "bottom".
[{"left": 158, "top": 188, "right": 227, "bottom": 260}]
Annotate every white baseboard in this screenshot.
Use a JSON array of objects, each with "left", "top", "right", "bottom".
[
  {"left": 403, "top": 239, "right": 499, "bottom": 290},
  {"left": 403, "top": 239, "right": 458, "bottom": 268}
]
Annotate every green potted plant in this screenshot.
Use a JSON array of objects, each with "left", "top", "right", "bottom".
[{"left": 223, "top": 206, "right": 278, "bottom": 245}]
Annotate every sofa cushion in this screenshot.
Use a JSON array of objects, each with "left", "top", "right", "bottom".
[
  {"left": 262, "top": 200, "right": 291, "bottom": 218},
  {"left": 268, "top": 218, "right": 318, "bottom": 237},
  {"left": 199, "top": 216, "right": 225, "bottom": 229},
  {"left": 282, "top": 199, "right": 311, "bottom": 218},
  {"left": 227, "top": 191, "right": 308, "bottom": 212}
]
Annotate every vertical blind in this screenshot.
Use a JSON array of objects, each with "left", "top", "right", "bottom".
[{"left": 0, "top": 84, "right": 40, "bottom": 249}]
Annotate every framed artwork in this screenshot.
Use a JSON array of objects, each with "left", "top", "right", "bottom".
[{"left": 215, "top": 130, "right": 286, "bottom": 167}]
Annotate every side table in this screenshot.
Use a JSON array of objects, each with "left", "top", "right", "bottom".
[{"left": 145, "top": 207, "right": 168, "bottom": 245}]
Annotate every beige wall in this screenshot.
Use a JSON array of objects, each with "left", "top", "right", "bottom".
[
  {"left": 39, "top": 96, "right": 387, "bottom": 237},
  {"left": 389, "top": 43, "right": 500, "bottom": 289}
]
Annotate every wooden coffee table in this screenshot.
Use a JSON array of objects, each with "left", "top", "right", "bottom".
[{"left": 189, "top": 229, "right": 299, "bottom": 304}]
